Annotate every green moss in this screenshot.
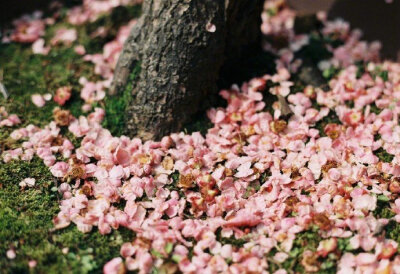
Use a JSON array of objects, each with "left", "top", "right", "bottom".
[
  {"left": 0, "top": 43, "right": 95, "bottom": 129},
  {"left": 374, "top": 202, "right": 396, "bottom": 219},
  {"left": 0, "top": 157, "right": 135, "bottom": 272},
  {"left": 379, "top": 70, "right": 389, "bottom": 82},
  {"left": 384, "top": 220, "right": 400, "bottom": 244},
  {"left": 374, "top": 147, "right": 394, "bottom": 163},
  {"left": 0, "top": 4, "right": 141, "bottom": 272},
  {"left": 322, "top": 66, "right": 341, "bottom": 80},
  {"left": 369, "top": 103, "right": 383, "bottom": 115},
  {"left": 63, "top": 130, "right": 83, "bottom": 148},
  {"left": 102, "top": 64, "right": 141, "bottom": 136},
  {"left": 337, "top": 238, "right": 352, "bottom": 252},
  {"left": 215, "top": 228, "right": 248, "bottom": 248},
  {"left": 0, "top": 3, "right": 142, "bottom": 131},
  {"left": 267, "top": 229, "right": 339, "bottom": 274},
  {"left": 374, "top": 134, "right": 382, "bottom": 141}
]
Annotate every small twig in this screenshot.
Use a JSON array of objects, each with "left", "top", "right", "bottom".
[
  {"left": 0, "top": 70, "right": 9, "bottom": 99},
  {"left": 277, "top": 94, "right": 293, "bottom": 116},
  {"left": 0, "top": 82, "right": 8, "bottom": 99}
]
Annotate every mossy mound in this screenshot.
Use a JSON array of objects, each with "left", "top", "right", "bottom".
[{"left": 0, "top": 4, "right": 140, "bottom": 273}]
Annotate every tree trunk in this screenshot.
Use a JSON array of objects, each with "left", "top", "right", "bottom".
[{"left": 111, "top": 0, "right": 263, "bottom": 140}]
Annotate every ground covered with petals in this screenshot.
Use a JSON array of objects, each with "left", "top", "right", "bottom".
[{"left": 2, "top": 0, "right": 400, "bottom": 273}]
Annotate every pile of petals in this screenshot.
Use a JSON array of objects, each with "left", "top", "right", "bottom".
[
  {"left": 4, "top": 0, "right": 400, "bottom": 273},
  {"left": 7, "top": 60, "right": 400, "bottom": 273}
]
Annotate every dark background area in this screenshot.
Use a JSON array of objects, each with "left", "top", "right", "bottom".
[
  {"left": 1, "top": 0, "right": 54, "bottom": 24},
  {"left": 330, "top": 0, "right": 400, "bottom": 61},
  {"left": 289, "top": 0, "right": 400, "bottom": 61},
  {"left": 0, "top": 0, "right": 80, "bottom": 26}
]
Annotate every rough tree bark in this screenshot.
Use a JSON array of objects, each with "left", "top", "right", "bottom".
[{"left": 110, "top": 0, "right": 264, "bottom": 140}]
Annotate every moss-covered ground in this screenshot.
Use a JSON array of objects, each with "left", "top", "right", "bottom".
[{"left": 0, "top": 5, "right": 140, "bottom": 273}]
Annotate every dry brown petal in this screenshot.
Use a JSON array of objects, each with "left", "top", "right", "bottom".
[
  {"left": 68, "top": 165, "right": 85, "bottom": 179},
  {"left": 81, "top": 182, "right": 92, "bottom": 196},
  {"left": 304, "top": 85, "right": 316, "bottom": 98},
  {"left": 192, "top": 159, "right": 203, "bottom": 169},
  {"left": 321, "top": 160, "right": 338, "bottom": 174},
  {"left": 252, "top": 167, "right": 260, "bottom": 176},
  {"left": 291, "top": 167, "right": 301, "bottom": 181},
  {"left": 178, "top": 173, "right": 194, "bottom": 189},
  {"left": 243, "top": 125, "right": 255, "bottom": 137},
  {"left": 284, "top": 196, "right": 300, "bottom": 211},
  {"left": 333, "top": 197, "right": 350, "bottom": 218},
  {"left": 225, "top": 168, "right": 233, "bottom": 177},
  {"left": 383, "top": 173, "right": 392, "bottom": 180},
  {"left": 275, "top": 232, "right": 287, "bottom": 242},
  {"left": 235, "top": 144, "right": 243, "bottom": 155},
  {"left": 327, "top": 130, "right": 340, "bottom": 140},
  {"left": 53, "top": 108, "right": 71, "bottom": 126},
  {"left": 270, "top": 120, "right": 287, "bottom": 134},
  {"left": 79, "top": 208, "right": 88, "bottom": 217},
  {"left": 233, "top": 132, "right": 247, "bottom": 145},
  {"left": 135, "top": 237, "right": 152, "bottom": 249},
  {"left": 301, "top": 250, "right": 320, "bottom": 273},
  {"left": 390, "top": 178, "right": 400, "bottom": 193},
  {"left": 370, "top": 174, "right": 389, "bottom": 185},
  {"left": 116, "top": 264, "right": 126, "bottom": 274},
  {"left": 52, "top": 135, "right": 64, "bottom": 146},
  {"left": 313, "top": 213, "right": 332, "bottom": 230},
  {"left": 161, "top": 156, "right": 174, "bottom": 170},
  {"left": 67, "top": 154, "right": 83, "bottom": 167}
]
